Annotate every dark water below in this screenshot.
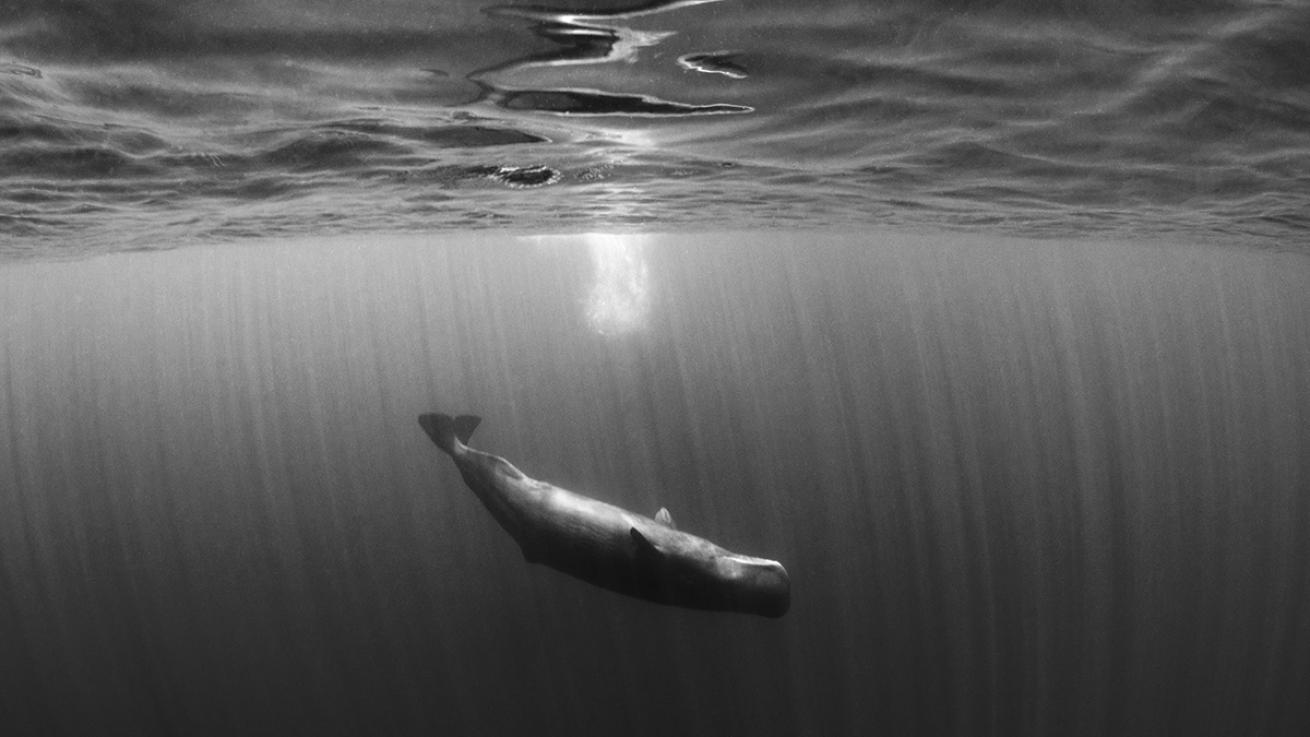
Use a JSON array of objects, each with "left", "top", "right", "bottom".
[
  {"left": 2, "top": 232, "right": 1309, "bottom": 736},
  {"left": 3, "top": 0, "right": 1310, "bottom": 254}
]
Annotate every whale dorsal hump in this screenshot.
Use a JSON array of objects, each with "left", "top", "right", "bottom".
[
  {"left": 453, "top": 415, "right": 481, "bottom": 445},
  {"left": 655, "top": 507, "right": 676, "bottom": 529},
  {"left": 630, "top": 528, "right": 662, "bottom": 559}
]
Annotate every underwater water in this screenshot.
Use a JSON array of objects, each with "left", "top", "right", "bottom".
[
  {"left": 4, "top": 1, "right": 1310, "bottom": 736},
  {"left": 2, "top": 232, "right": 1309, "bottom": 736}
]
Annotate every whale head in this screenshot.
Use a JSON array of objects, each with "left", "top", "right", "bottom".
[{"left": 714, "top": 554, "right": 791, "bottom": 618}]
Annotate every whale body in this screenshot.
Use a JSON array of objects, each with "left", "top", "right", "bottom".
[{"left": 418, "top": 412, "right": 790, "bottom": 617}]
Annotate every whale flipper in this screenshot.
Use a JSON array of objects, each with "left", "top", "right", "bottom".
[
  {"left": 630, "top": 528, "right": 662, "bottom": 559},
  {"left": 520, "top": 542, "right": 540, "bottom": 564},
  {"left": 655, "top": 507, "right": 676, "bottom": 529}
]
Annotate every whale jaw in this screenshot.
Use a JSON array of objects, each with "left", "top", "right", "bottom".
[{"left": 715, "top": 555, "right": 791, "bottom": 618}]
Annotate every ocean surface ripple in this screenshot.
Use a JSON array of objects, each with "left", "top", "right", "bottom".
[{"left": 2, "top": 0, "right": 1309, "bottom": 254}]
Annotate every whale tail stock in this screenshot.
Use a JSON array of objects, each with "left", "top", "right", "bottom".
[{"left": 418, "top": 413, "right": 482, "bottom": 456}]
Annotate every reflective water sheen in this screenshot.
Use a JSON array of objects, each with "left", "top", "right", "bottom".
[{"left": 3, "top": 0, "right": 1309, "bottom": 254}]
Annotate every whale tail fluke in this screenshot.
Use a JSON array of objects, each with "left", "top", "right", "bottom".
[{"left": 419, "top": 413, "right": 481, "bottom": 456}]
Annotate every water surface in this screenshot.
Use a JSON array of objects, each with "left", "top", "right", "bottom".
[{"left": 3, "top": 0, "right": 1309, "bottom": 254}]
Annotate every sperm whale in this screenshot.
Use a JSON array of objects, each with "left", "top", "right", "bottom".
[{"left": 418, "top": 412, "right": 790, "bottom": 617}]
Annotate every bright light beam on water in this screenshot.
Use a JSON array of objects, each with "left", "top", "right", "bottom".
[{"left": 585, "top": 233, "right": 650, "bottom": 336}]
